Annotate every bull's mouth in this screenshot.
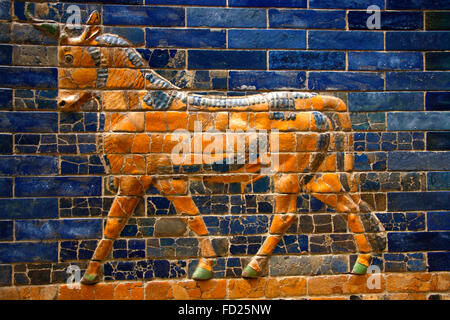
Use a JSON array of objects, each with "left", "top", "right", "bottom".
[{"left": 58, "top": 91, "right": 94, "bottom": 112}]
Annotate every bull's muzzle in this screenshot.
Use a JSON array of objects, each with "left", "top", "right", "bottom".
[{"left": 58, "top": 91, "right": 93, "bottom": 112}]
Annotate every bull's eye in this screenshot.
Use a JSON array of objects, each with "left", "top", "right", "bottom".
[{"left": 64, "top": 54, "right": 74, "bottom": 64}]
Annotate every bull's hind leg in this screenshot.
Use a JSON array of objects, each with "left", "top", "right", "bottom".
[
  {"left": 305, "top": 173, "right": 386, "bottom": 275},
  {"left": 81, "top": 176, "right": 152, "bottom": 285},
  {"left": 153, "top": 178, "right": 218, "bottom": 280}
]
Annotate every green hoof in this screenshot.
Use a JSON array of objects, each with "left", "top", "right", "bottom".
[
  {"left": 242, "top": 265, "right": 259, "bottom": 278},
  {"left": 352, "top": 262, "right": 369, "bottom": 275},
  {"left": 192, "top": 267, "right": 213, "bottom": 280},
  {"left": 80, "top": 273, "right": 100, "bottom": 285}
]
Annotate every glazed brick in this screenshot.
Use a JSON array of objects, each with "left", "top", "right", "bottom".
[
  {"left": 147, "top": 0, "right": 226, "bottom": 5},
  {"left": 388, "top": 152, "right": 450, "bottom": 171},
  {"left": 188, "top": 50, "right": 266, "bottom": 70},
  {"left": 0, "top": 134, "right": 12, "bottom": 153},
  {"left": 428, "top": 212, "right": 450, "bottom": 231},
  {"left": 427, "top": 132, "right": 450, "bottom": 151},
  {"left": 0, "top": 112, "right": 58, "bottom": 133},
  {"left": 229, "top": 30, "right": 306, "bottom": 49},
  {"left": 187, "top": 8, "right": 266, "bottom": 28},
  {"left": 103, "top": 27, "right": 145, "bottom": 46},
  {"left": 388, "top": 192, "right": 450, "bottom": 211},
  {"left": 0, "top": 199, "right": 58, "bottom": 219},
  {"left": 426, "top": 52, "right": 450, "bottom": 70},
  {"left": 146, "top": 28, "right": 226, "bottom": 49},
  {"left": 386, "top": 32, "right": 450, "bottom": 51},
  {"left": 388, "top": 231, "right": 450, "bottom": 252},
  {"left": 270, "top": 51, "right": 345, "bottom": 70},
  {"left": 229, "top": 71, "right": 306, "bottom": 91},
  {"left": 387, "top": 72, "right": 450, "bottom": 91},
  {"left": 348, "top": 11, "right": 423, "bottom": 30},
  {"left": 11, "top": 24, "right": 58, "bottom": 46},
  {"left": 0, "top": 177, "right": 11, "bottom": 196},
  {"left": 269, "top": 9, "right": 345, "bottom": 29},
  {"left": 0, "top": 44, "right": 11, "bottom": 65},
  {"left": 428, "top": 252, "right": 450, "bottom": 272},
  {"left": 426, "top": 12, "right": 450, "bottom": 30},
  {"left": 387, "top": 112, "right": 450, "bottom": 131},
  {"left": 348, "top": 52, "right": 423, "bottom": 71},
  {"left": 15, "top": 177, "right": 102, "bottom": 197},
  {"left": 350, "top": 113, "right": 386, "bottom": 131},
  {"left": 348, "top": 92, "right": 423, "bottom": 112},
  {"left": 0, "top": 155, "right": 57, "bottom": 175},
  {"left": 426, "top": 92, "right": 450, "bottom": 111},
  {"left": 103, "top": 5, "right": 185, "bottom": 26},
  {"left": 387, "top": 0, "right": 450, "bottom": 10},
  {"left": 428, "top": 172, "right": 450, "bottom": 191},
  {"left": 0, "top": 67, "right": 57, "bottom": 88},
  {"left": 309, "top": 72, "right": 384, "bottom": 91},
  {"left": 229, "top": 0, "right": 306, "bottom": 7},
  {"left": 309, "top": 31, "right": 383, "bottom": 50},
  {"left": 15, "top": 219, "right": 103, "bottom": 241},
  {"left": 0, "top": 88, "right": 12, "bottom": 110},
  {"left": 0, "top": 24, "right": 9, "bottom": 43},
  {"left": 0, "top": 242, "right": 58, "bottom": 263},
  {"left": 309, "top": 0, "right": 384, "bottom": 9},
  {"left": 0, "top": 221, "right": 12, "bottom": 241},
  {"left": 0, "top": 265, "right": 11, "bottom": 286},
  {"left": 137, "top": 49, "right": 186, "bottom": 69},
  {"left": 0, "top": 0, "right": 10, "bottom": 20}
]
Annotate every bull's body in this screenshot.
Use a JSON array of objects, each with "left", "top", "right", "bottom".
[{"left": 30, "top": 10, "right": 387, "bottom": 284}]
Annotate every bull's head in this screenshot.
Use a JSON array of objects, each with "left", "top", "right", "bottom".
[{"left": 26, "top": 3, "right": 102, "bottom": 112}]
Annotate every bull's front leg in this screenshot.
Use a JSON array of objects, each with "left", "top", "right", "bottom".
[{"left": 81, "top": 175, "right": 152, "bottom": 285}]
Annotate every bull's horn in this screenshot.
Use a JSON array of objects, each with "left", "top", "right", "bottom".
[{"left": 24, "top": 2, "right": 59, "bottom": 37}]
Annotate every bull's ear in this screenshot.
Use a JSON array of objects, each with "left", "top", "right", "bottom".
[
  {"left": 86, "top": 11, "right": 100, "bottom": 25},
  {"left": 83, "top": 11, "right": 101, "bottom": 42}
]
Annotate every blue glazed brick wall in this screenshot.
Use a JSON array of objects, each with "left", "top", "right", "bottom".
[{"left": 0, "top": 0, "right": 449, "bottom": 287}]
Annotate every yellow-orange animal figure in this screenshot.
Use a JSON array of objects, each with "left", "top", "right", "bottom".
[{"left": 28, "top": 10, "right": 386, "bottom": 284}]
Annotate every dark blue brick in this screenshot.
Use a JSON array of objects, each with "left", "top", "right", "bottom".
[
  {"left": 146, "top": 28, "right": 225, "bottom": 48},
  {"left": 0, "top": 133, "right": 12, "bottom": 153},
  {"left": 388, "top": 231, "right": 450, "bottom": 252},
  {"left": 387, "top": 0, "right": 450, "bottom": 10},
  {"left": 229, "top": 71, "right": 306, "bottom": 91},
  {"left": 426, "top": 52, "right": 450, "bottom": 70},
  {"left": 427, "top": 132, "right": 450, "bottom": 151},
  {"left": 187, "top": 8, "right": 266, "bottom": 28},
  {"left": 11, "top": 24, "right": 58, "bottom": 45},
  {"left": 0, "top": 177, "right": 11, "bottom": 196},
  {"left": 0, "top": 242, "right": 58, "bottom": 263},
  {"left": 428, "top": 252, "right": 450, "bottom": 271},
  {"left": 0, "top": 265, "right": 11, "bottom": 286},
  {"left": 387, "top": 72, "right": 450, "bottom": 91},
  {"left": 0, "top": 156, "right": 58, "bottom": 175},
  {"left": 15, "top": 177, "right": 102, "bottom": 197},
  {"left": 406, "top": 212, "right": 425, "bottom": 231},
  {"left": 426, "top": 12, "right": 450, "bottom": 30},
  {"left": 428, "top": 172, "right": 450, "bottom": 191},
  {"left": 349, "top": 92, "right": 423, "bottom": 112},
  {"left": 310, "top": 0, "right": 384, "bottom": 9},
  {"left": 0, "top": 112, "right": 57, "bottom": 133},
  {"left": 0, "top": 0, "right": 10, "bottom": 20},
  {"left": 0, "top": 88, "right": 12, "bottom": 110},
  {"left": 387, "top": 32, "right": 450, "bottom": 51},
  {"left": 103, "top": 5, "right": 184, "bottom": 26},
  {"left": 348, "top": 52, "right": 423, "bottom": 71},
  {"left": 0, "top": 198, "right": 58, "bottom": 219},
  {"left": 229, "top": 0, "right": 306, "bottom": 7},
  {"left": 269, "top": 9, "right": 345, "bottom": 29},
  {"left": 103, "top": 27, "right": 144, "bottom": 46},
  {"left": 348, "top": 11, "right": 422, "bottom": 30},
  {"left": 388, "top": 112, "right": 450, "bottom": 131},
  {"left": 0, "top": 67, "right": 57, "bottom": 88},
  {"left": 388, "top": 192, "right": 450, "bottom": 211},
  {"left": 428, "top": 212, "right": 450, "bottom": 231},
  {"left": 188, "top": 50, "right": 266, "bottom": 70},
  {"left": 0, "top": 220, "right": 12, "bottom": 241},
  {"left": 0, "top": 44, "right": 11, "bottom": 65},
  {"left": 309, "top": 31, "right": 383, "bottom": 50},
  {"left": 388, "top": 152, "right": 450, "bottom": 171},
  {"left": 229, "top": 30, "right": 306, "bottom": 49},
  {"left": 426, "top": 92, "right": 450, "bottom": 111},
  {"left": 15, "top": 219, "right": 102, "bottom": 240},
  {"left": 147, "top": 0, "right": 225, "bottom": 5},
  {"left": 309, "top": 72, "right": 384, "bottom": 91},
  {"left": 0, "top": 24, "right": 9, "bottom": 43},
  {"left": 270, "top": 51, "right": 345, "bottom": 70}
]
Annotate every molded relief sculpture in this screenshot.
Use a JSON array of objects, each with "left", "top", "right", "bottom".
[{"left": 26, "top": 9, "right": 387, "bottom": 285}]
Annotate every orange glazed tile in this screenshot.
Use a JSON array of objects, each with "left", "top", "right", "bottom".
[
  {"left": 145, "top": 281, "right": 173, "bottom": 300},
  {"left": 265, "top": 278, "right": 281, "bottom": 298},
  {"left": 166, "top": 111, "right": 188, "bottom": 131},
  {"left": 103, "top": 91, "right": 128, "bottom": 111},
  {"left": 386, "top": 273, "right": 433, "bottom": 293},
  {"left": 197, "top": 280, "right": 227, "bottom": 299},
  {"left": 228, "top": 278, "right": 266, "bottom": 299},
  {"left": 279, "top": 277, "right": 307, "bottom": 297},
  {"left": 257, "top": 235, "right": 281, "bottom": 255},
  {"left": 146, "top": 112, "right": 167, "bottom": 131},
  {"left": 113, "top": 282, "right": 144, "bottom": 300},
  {"left": 188, "top": 216, "right": 209, "bottom": 236}
]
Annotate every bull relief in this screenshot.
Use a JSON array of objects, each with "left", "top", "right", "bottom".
[{"left": 27, "top": 8, "right": 387, "bottom": 285}]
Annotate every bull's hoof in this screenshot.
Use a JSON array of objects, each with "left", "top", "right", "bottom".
[
  {"left": 242, "top": 265, "right": 260, "bottom": 278},
  {"left": 352, "top": 254, "right": 372, "bottom": 275},
  {"left": 352, "top": 262, "right": 369, "bottom": 275},
  {"left": 80, "top": 272, "right": 101, "bottom": 285},
  {"left": 192, "top": 267, "right": 213, "bottom": 280}
]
